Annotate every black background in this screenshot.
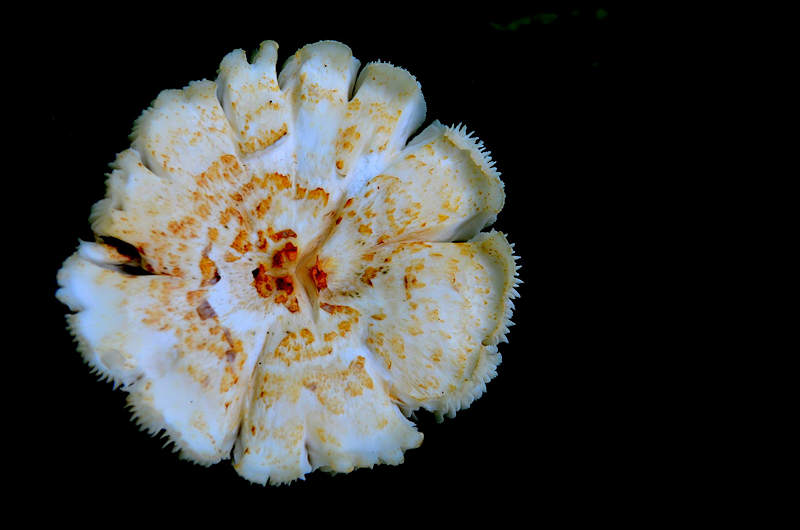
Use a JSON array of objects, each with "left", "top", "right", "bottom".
[{"left": 30, "top": 6, "right": 623, "bottom": 518}]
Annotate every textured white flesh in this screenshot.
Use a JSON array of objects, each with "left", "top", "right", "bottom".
[
  {"left": 318, "top": 120, "right": 505, "bottom": 267},
  {"left": 278, "top": 41, "right": 360, "bottom": 199},
  {"left": 57, "top": 242, "right": 272, "bottom": 463},
  {"left": 232, "top": 311, "right": 422, "bottom": 485},
  {"left": 321, "top": 231, "right": 519, "bottom": 418},
  {"left": 216, "top": 41, "right": 291, "bottom": 156},
  {"left": 56, "top": 39, "right": 520, "bottom": 485},
  {"left": 334, "top": 61, "right": 427, "bottom": 196}
]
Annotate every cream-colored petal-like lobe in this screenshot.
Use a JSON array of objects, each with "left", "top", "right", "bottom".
[
  {"left": 278, "top": 41, "right": 360, "bottom": 194},
  {"left": 57, "top": 242, "right": 272, "bottom": 464},
  {"left": 92, "top": 79, "right": 272, "bottom": 279},
  {"left": 90, "top": 149, "right": 251, "bottom": 279},
  {"left": 302, "top": 351, "right": 422, "bottom": 473},
  {"left": 233, "top": 310, "right": 421, "bottom": 485},
  {"left": 217, "top": 41, "right": 291, "bottom": 155},
  {"left": 132, "top": 80, "right": 239, "bottom": 183},
  {"left": 318, "top": 121, "right": 504, "bottom": 269},
  {"left": 334, "top": 61, "right": 426, "bottom": 194},
  {"left": 321, "top": 231, "right": 518, "bottom": 417},
  {"left": 232, "top": 363, "right": 312, "bottom": 485}
]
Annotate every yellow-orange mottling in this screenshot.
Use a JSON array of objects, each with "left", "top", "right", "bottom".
[
  {"left": 265, "top": 172, "right": 291, "bottom": 190},
  {"left": 306, "top": 187, "right": 329, "bottom": 206},
  {"left": 255, "top": 197, "right": 272, "bottom": 218},
  {"left": 361, "top": 267, "right": 379, "bottom": 286},
  {"left": 230, "top": 230, "right": 251, "bottom": 254}
]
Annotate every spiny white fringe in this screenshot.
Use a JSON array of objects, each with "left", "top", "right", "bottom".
[
  {"left": 125, "top": 393, "right": 225, "bottom": 466},
  {"left": 445, "top": 123, "right": 501, "bottom": 182}
]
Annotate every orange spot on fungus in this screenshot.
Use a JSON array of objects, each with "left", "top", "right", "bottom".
[
  {"left": 256, "top": 230, "right": 269, "bottom": 250},
  {"left": 307, "top": 187, "right": 329, "bottom": 206},
  {"left": 275, "top": 275, "right": 294, "bottom": 295},
  {"left": 199, "top": 256, "right": 219, "bottom": 286},
  {"left": 319, "top": 303, "right": 357, "bottom": 316},
  {"left": 272, "top": 242, "right": 298, "bottom": 268},
  {"left": 309, "top": 257, "right": 328, "bottom": 291},
  {"left": 361, "top": 267, "right": 379, "bottom": 286},
  {"left": 253, "top": 264, "right": 274, "bottom": 298},
  {"left": 265, "top": 172, "right": 291, "bottom": 190},
  {"left": 255, "top": 197, "right": 272, "bottom": 218},
  {"left": 269, "top": 229, "right": 297, "bottom": 242},
  {"left": 230, "top": 230, "right": 251, "bottom": 254},
  {"left": 285, "top": 296, "right": 300, "bottom": 313},
  {"left": 186, "top": 290, "right": 206, "bottom": 305}
]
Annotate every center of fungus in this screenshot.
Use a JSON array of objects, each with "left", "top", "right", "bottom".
[
  {"left": 253, "top": 262, "right": 299, "bottom": 313},
  {"left": 251, "top": 228, "right": 302, "bottom": 313},
  {"left": 253, "top": 259, "right": 330, "bottom": 312},
  {"left": 309, "top": 256, "right": 328, "bottom": 291},
  {"left": 250, "top": 225, "right": 331, "bottom": 315}
]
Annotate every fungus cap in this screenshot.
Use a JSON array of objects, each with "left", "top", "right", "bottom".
[{"left": 56, "top": 39, "right": 520, "bottom": 485}]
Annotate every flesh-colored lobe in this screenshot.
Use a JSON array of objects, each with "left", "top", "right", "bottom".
[
  {"left": 316, "top": 121, "right": 504, "bottom": 274},
  {"left": 233, "top": 312, "right": 421, "bottom": 485},
  {"left": 320, "top": 232, "right": 517, "bottom": 417},
  {"left": 333, "top": 62, "right": 426, "bottom": 192},
  {"left": 56, "top": 242, "right": 272, "bottom": 464},
  {"left": 91, "top": 75, "right": 267, "bottom": 281},
  {"left": 131, "top": 80, "right": 238, "bottom": 183},
  {"left": 217, "top": 41, "right": 291, "bottom": 155},
  {"left": 92, "top": 151, "right": 248, "bottom": 279},
  {"left": 278, "top": 41, "right": 360, "bottom": 196}
]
